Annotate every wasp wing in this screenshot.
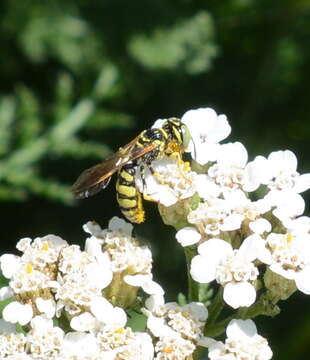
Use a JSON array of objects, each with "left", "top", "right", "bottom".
[{"left": 72, "top": 137, "right": 157, "bottom": 199}]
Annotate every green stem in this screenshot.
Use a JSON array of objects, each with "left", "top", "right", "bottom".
[
  {"left": 205, "top": 291, "right": 281, "bottom": 338},
  {"left": 238, "top": 292, "right": 280, "bottom": 319},
  {"left": 184, "top": 245, "right": 199, "bottom": 302},
  {"left": 206, "top": 287, "right": 224, "bottom": 326},
  {"left": 205, "top": 315, "right": 234, "bottom": 337}
]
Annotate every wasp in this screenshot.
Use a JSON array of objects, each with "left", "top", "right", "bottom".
[{"left": 72, "top": 118, "right": 191, "bottom": 223}]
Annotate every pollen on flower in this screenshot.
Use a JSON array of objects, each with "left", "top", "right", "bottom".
[
  {"left": 25, "top": 263, "right": 33, "bottom": 274},
  {"left": 266, "top": 232, "right": 309, "bottom": 277},
  {"left": 163, "top": 346, "right": 173, "bottom": 354},
  {"left": 286, "top": 233, "right": 293, "bottom": 243},
  {"left": 41, "top": 242, "right": 49, "bottom": 251},
  {"left": 215, "top": 252, "right": 259, "bottom": 285},
  {"left": 143, "top": 296, "right": 208, "bottom": 358}
]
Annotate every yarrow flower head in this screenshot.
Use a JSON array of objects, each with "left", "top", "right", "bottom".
[
  {"left": 0, "top": 314, "right": 155, "bottom": 359},
  {"left": 190, "top": 236, "right": 268, "bottom": 308},
  {"left": 207, "top": 319, "right": 272, "bottom": 360},
  {"left": 143, "top": 294, "right": 209, "bottom": 358},
  {"left": 136, "top": 156, "right": 197, "bottom": 207},
  {"left": 0, "top": 217, "right": 159, "bottom": 359},
  {"left": 181, "top": 107, "right": 231, "bottom": 165},
  {"left": 262, "top": 225, "right": 310, "bottom": 295},
  {"left": 0, "top": 216, "right": 162, "bottom": 329},
  {"left": 84, "top": 216, "right": 164, "bottom": 308},
  {"left": 0, "top": 235, "right": 68, "bottom": 325}
]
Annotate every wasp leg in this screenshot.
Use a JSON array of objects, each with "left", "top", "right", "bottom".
[
  {"left": 138, "top": 163, "right": 158, "bottom": 202},
  {"left": 151, "top": 152, "right": 191, "bottom": 186},
  {"left": 168, "top": 151, "right": 192, "bottom": 181},
  {"left": 147, "top": 163, "right": 172, "bottom": 188}
]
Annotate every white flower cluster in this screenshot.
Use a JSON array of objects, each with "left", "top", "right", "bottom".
[
  {"left": 0, "top": 217, "right": 163, "bottom": 327},
  {"left": 207, "top": 319, "right": 272, "bottom": 360},
  {"left": 0, "top": 314, "right": 154, "bottom": 359},
  {"left": 0, "top": 217, "right": 167, "bottom": 358},
  {"left": 1, "top": 106, "right": 306, "bottom": 359},
  {"left": 142, "top": 294, "right": 209, "bottom": 359},
  {"left": 139, "top": 108, "right": 310, "bottom": 310}
]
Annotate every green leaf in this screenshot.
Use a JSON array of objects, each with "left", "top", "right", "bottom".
[
  {"left": 128, "top": 11, "right": 218, "bottom": 74},
  {"left": 0, "top": 271, "right": 9, "bottom": 287},
  {"left": 126, "top": 310, "right": 147, "bottom": 332},
  {"left": 0, "top": 96, "right": 15, "bottom": 156}
]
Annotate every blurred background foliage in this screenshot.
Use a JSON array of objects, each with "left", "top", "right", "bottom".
[{"left": 1, "top": 0, "right": 310, "bottom": 358}]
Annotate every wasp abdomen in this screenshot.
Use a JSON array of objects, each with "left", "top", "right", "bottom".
[{"left": 116, "top": 162, "right": 145, "bottom": 224}]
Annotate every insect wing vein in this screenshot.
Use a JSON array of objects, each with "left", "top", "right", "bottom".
[{"left": 72, "top": 137, "right": 157, "bottom": 198}]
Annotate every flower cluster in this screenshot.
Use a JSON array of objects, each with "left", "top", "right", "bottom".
[
  {"left": 141, "top": 108, "right": 310, "bottom": 310},
  {"left": 1, "top": 106, "right": 307, "bottom": 359},
  {"left": 143, "top": 294, "right": 209, "bottom": 359},
  {"left": 0, "top": 314, "right": 155, "bottom": 359},
  {"left": 0, "top": 217, "right": 164, "bottom": 359},
  {"left": 0, "top": 217, "right": 164, "bottom": 327},
  {"left": 207, "top": 319, "right": 272, "bottom": 360}
]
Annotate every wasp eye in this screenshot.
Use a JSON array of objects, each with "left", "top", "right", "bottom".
[{"left": 181, "top": 124, "right": 191, "bottom": 148}]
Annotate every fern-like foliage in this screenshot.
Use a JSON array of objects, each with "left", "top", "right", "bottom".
[
  {"left": 0, "top": 71, "right": 132, "bottom": 204},
  {"left": 128, "top": 11, "right": 218, "bottom": 74}
]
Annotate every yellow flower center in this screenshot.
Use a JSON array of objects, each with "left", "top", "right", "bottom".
[{"left": 26, "top": 263, "right": 33, "bottom": 274}]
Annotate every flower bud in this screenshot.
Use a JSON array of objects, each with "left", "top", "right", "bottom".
[{"left": 264, "top": 268, "right": 297, "bottom": 302}]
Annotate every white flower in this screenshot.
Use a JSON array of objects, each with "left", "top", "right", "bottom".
[
  {"left": 190, "top": 238, "right": 262, "bottom": 308},
  {"left": 2, "top": 301, "right": 33, "bottom": 326},
  {"left": 35, "top": 297, "right": 56, "bottom": 318},
  {"left": 56, "top": 244, "right": 112, "bottom": 318},
  {"left": 208, "top": 319, "right": 272, "bottom": 360},
  {"left": 27, "top": 315, "right": 64, "bottom": 358},
  {"left": 108, "top": 216, "right": 134, "bottom": 236},
  {"left": 0, "top": 254, "right": 21, "bottom": 279},
  {"left": 90, "top": 296, "right": 127, "bottom": 328},
  {"left": 187, "top": 198, "right": 244, "bottom": 237},
  {"left": 0, "top": 286, "right": 13, "bottom": 300},
  {"left": 181, "top": 107, "right": 231, "bottom": 165},
  {"left": 70, "top": 312, "right": 97, "bottom": 332},
  {"left": 143, "top": 295, "right": 208, "bottom": 351},
  {"left": 282, "top": 215, "right": 310, "bottom": 235},
  {"left": 59, "top": 332, "right": 100, "bottom": 359},
  {"left": 264, "top": 231, "right": 310, "bottom": 294},
  {"left": 9, "top": 261, "right": 52, "bottom": 294},
  {"left": 155, "top": 333, "right": 195, "bottom": 359},
  {"left": 194, "top": 174, "right": 222, "bottom": 200},
  {"left": 16, "top": 234, "right": 68, "bottom": 268},
  {"left": 249, "top": 218, "right": 272, "bottom": 235},
  {"left": 264, "top": 150, "right": 310, "bottom": 193},
  {"left": 176, "top": 227, "right": 202, "bottom": 247},
  {"left": 265, "top": 189, "right": 305, "bottom": 222},
  {"left": 125, "top": 332, "right": 154, "bottom": 360},
  {"left": 85, "top": 218, "right": 164, "bottom": 299},
  {"left": 124, "top": 274, "right": 164, "bottom": 295},
  {"left": 208, "top": 142, "right": 262, "bottom": 192},
  {"left": 136, "top": 157, "right": 197, "bottom": 206},
  {"left": 1, "top": 234, "right": 68, "bottom": 324},
  {"left": 85, "top": 218, "right": 153, "bottom": 275},
  {"left": 0, "top": 331, "right": 27, "bottom": 358},
  {"left": 144, "top": 295, "right": 208, "bottom": 359},
  {"left": 96, "top": 326, "right": 154, "bottom": 359}
]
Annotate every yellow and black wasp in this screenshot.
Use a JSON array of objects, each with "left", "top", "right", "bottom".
[{"left": 72, "top": 118, "right": 191, "bottom": 223}]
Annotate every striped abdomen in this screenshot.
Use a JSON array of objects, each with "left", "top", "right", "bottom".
[{"left": 116, "top": 162, "right": 145, "bottom": 223}]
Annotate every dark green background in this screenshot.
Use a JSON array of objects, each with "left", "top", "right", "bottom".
[{"left": 1, "top": 1, "right": 310, "bottom": 358}]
